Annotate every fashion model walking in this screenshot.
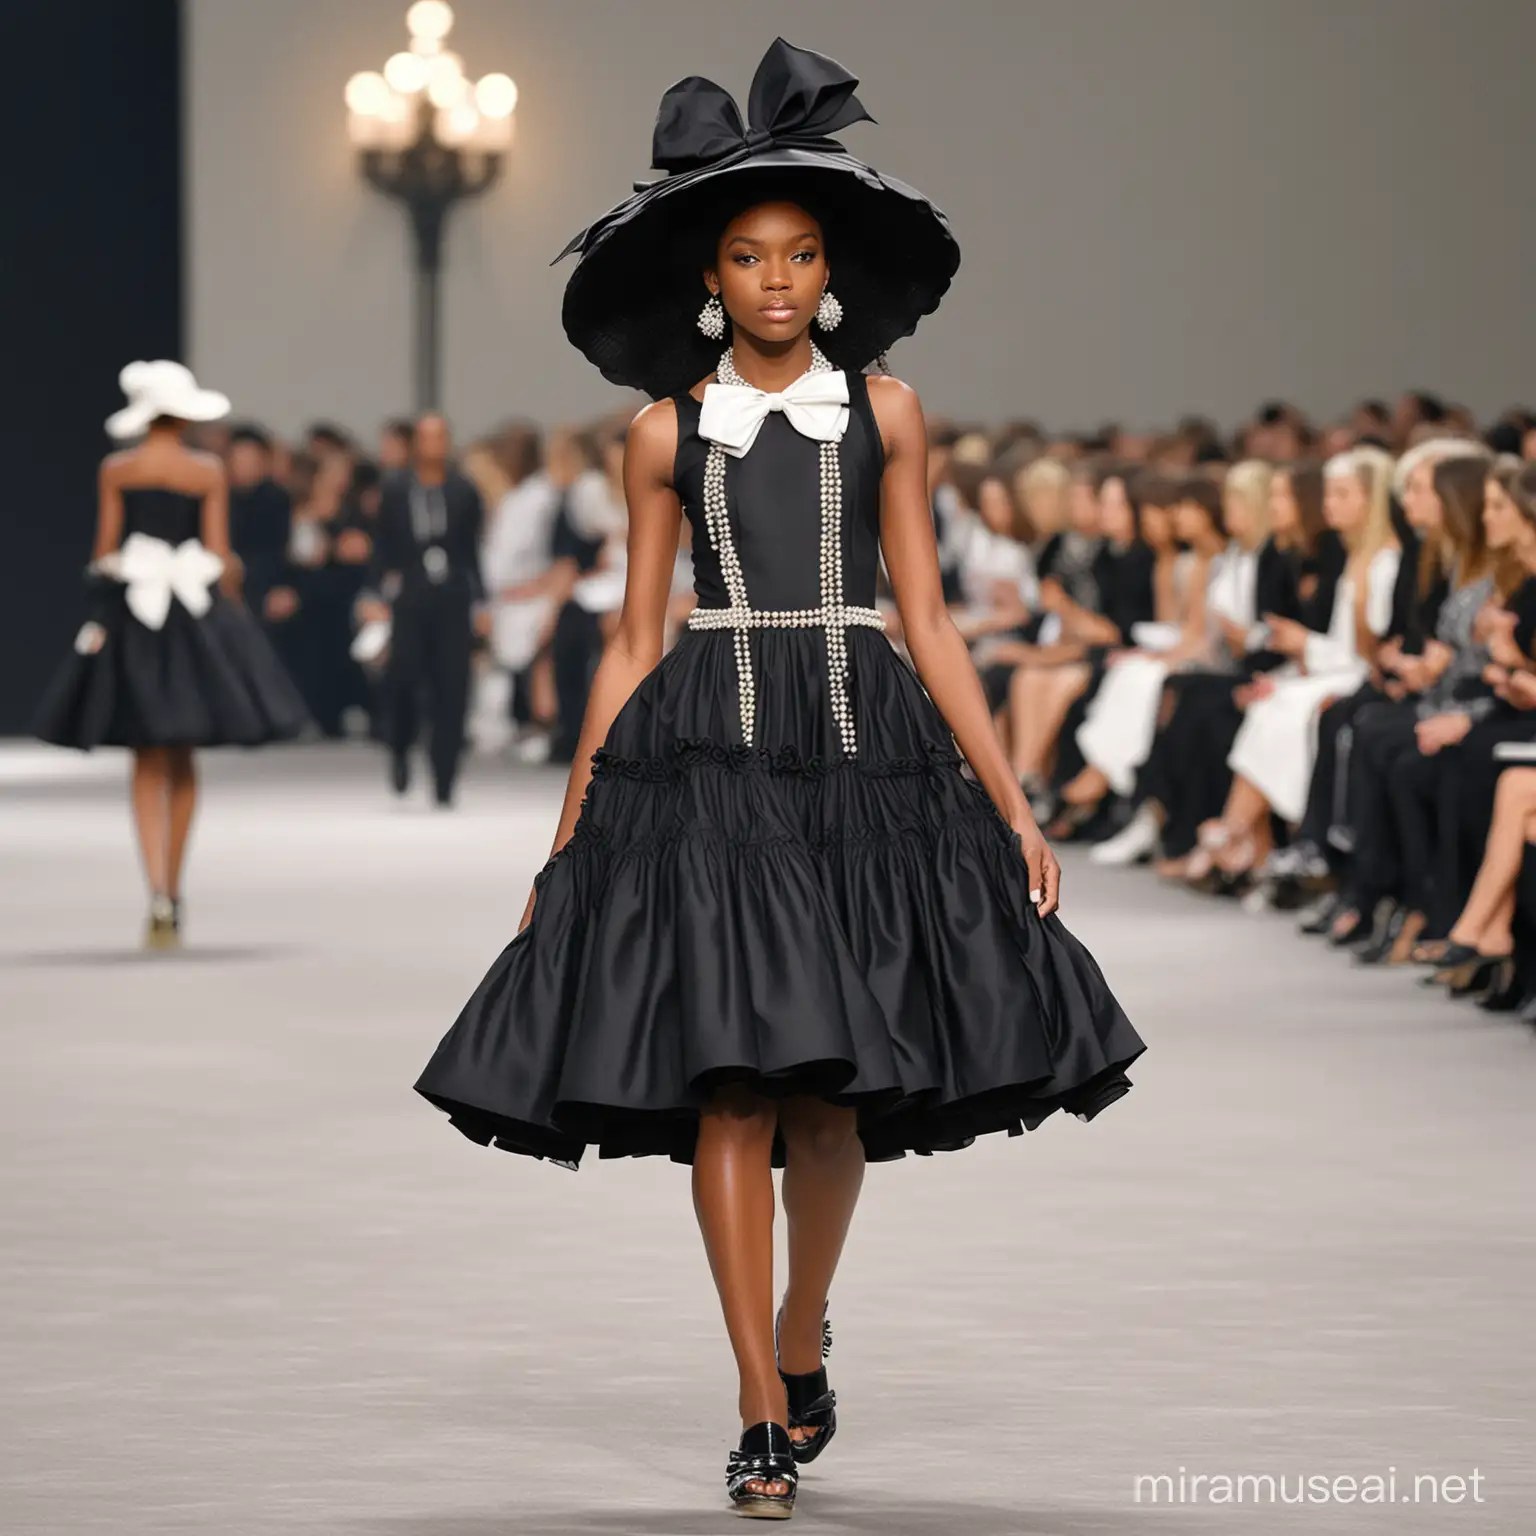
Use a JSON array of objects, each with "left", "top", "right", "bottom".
[
  {"left": 416, "top": 39, "right": 1144, "bottom": 1518},
  {"left": 34, "top": 362, "right": 306, "bottom": 946}
]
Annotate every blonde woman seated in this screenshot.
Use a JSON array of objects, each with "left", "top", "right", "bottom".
[
  {"left": 1193, "top": 447, "right": 1400, "bottom": 880},
  {"left": 1066, "top": 465, "right": 1268, "bottom": 812}
]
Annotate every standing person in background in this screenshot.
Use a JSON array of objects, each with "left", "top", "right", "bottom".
[
  {"left": 481, "top": 422, "right": 564, "bottom": 760},
  {"left": 303, "top": 422, "right": 355, "bottom": 464},
  {"left": 226, "top": 425, "right": 293, "bottom": 635},
  {"left": 378, "top": 417, "right": 415, "bottom": 473},
  {"left": 277, "top": 451, "right": 360, "bottom": 738},
  {"left": 361, "top": 413, "right": 490, "bottom": 806},
  {"left": 547, "top": 426, "right": 626, "bottom": 762},
  {"left": 33, "top": 362, "right": 306, "bottom": 946}
]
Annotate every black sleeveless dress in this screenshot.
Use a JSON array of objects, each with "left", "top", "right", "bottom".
[
  {"left": 416, "top": 374, "right": 1144, "bottom": 1168},
  {"left": 34, "top": 487, "right": 308, "bottom": 749}
]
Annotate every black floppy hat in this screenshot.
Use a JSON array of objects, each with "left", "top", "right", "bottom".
[{"left": 555, "top": 38, "right": 961, "bottom": 401}]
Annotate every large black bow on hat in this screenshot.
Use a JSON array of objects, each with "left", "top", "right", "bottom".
[{"left": 650, "top": 36, "right": 874, "bottom": 179}]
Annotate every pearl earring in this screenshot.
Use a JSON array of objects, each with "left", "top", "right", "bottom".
[
  {"left": 697, "top": 294, "right": 725, "bottom": 341},
  {"left": 815, "top": 289, "right": 843, "bottom": 332}
]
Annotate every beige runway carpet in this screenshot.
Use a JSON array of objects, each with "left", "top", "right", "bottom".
[{"left": 2, "top": 743, "right": 1531, "bottom": 1534}]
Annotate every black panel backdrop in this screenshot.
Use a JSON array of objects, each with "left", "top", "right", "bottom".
[{"left": 0, "top": 0, "right": 182, "bottom": 734}]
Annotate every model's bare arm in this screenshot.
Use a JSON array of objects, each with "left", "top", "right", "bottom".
[
  {"left": 93, "top": 458, "right": 125, "bottom": 561},
  {"left": 870, "top": 377, "right": 1060, "bottom": 915},
  {"left": 519, "top": 401, "right": 682, "bottom": 929}
]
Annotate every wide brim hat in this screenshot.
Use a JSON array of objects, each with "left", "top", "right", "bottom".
[
  {"left": 555, "top": 38, "right": 961, "bottom": 401},
  {"left": 106, "top": 360, "right": 232, "bottom": 440}
]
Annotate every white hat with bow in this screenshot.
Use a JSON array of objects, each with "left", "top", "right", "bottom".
[{"left": 105, "top": 360, "right": 231, "bottom": 441}]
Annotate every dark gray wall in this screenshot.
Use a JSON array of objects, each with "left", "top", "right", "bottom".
[
  {"left": 3, "top": 0, "right": 181, "bottom": 734},
  {"left": 188, "top": 0, "right": 1536, "bottom": 436}
]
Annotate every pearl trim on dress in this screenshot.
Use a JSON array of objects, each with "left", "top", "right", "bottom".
[{"left": 688, "top": 344, "right": 883, "bottom": 755}]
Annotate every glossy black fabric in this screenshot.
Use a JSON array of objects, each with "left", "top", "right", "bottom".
[
  {"left": 416, "top": 373, "right": 1144, "bottom": 1169},
  {"left": 32, "top": 488, "right": 308, "bottom": 749}
]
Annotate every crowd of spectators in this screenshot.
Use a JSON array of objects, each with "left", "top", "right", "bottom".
[
  {"left": 200, "top": 385, "right": 1536, "bottom": 1022},
  {"left": 926, "top": 389, "right": 1536, "bottom": 1027}
]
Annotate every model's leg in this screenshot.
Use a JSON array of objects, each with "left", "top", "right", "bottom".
[
  {"left": 693, "top": 1084, "right": 789, "bottom": 1497},
  {"left": 165, "top": 747, "right": 198, "bottom": 899},
  {"left": 130, "top": 748, "right": 171, "bottom": 895},
  {"left": 428, "top": 599, "right": 473, "bottom": 804},
  {"left": 777, "top": 1097, "right": 864, "bottom": 1446}
]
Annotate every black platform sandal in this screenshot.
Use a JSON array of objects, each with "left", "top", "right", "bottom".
[
  {"left": 726, "top": 1421, "right": 798, "bottom": 1519},
  {"left": 775, "top": 1303, "right": 837, "bottom": 1465}
]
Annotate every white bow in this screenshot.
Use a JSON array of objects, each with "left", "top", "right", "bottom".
[
  {"left": 108, "top": 532, "right": 224, "bottom": 630},
  {"left": 698, "top": 369, "right": 850, "bottom": 458}
]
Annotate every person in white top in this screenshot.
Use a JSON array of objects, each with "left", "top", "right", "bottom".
[
  {"left": 1071, "top": 469, "right": 1248, "bottom": 814},
  {"left": 473, "top": 425, "right": 562, "bottom": 755},
  {"left": 1197, "top": 447, "right": 1401, "bottom": 878},
  {"left": 950, "top": 466, "right": 1038, "bottom": 641}
]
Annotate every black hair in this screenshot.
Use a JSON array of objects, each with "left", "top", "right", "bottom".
[
  {"left": 349, "top": 458, "right": 382, "bottom": 496},
  {"left": 1484, "top": 420, "right": 1524, "bottom": 457},
  {"left": 305, "top": 422, "right": 353, "bottom": 452},
  {"left": 1175, "top": 474, "right": 1225, "bottom": 533},
  {"left": 1407, "top": 391, "right": 1447, "bottom": 424},
  {"left": 228, "top": 422, "right": 273, "bottom": 451},
  {"left": 382, "top": 417, "right": 416, "bottom": 445}
]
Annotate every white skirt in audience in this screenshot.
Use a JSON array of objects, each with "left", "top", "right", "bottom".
[
  {"left": 1225, "top": 664, "right": 1367, "bottom": 823},
  {"left": 1076, "top": 655, "right": 1170, "bottom": 797}
]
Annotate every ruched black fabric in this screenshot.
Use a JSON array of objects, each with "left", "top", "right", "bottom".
[
  {"left": 415, "top": 372, "right": 1144, "bottom": 1170},
  {"left": 33, "top": 487, "right": 308, "bottom": 749}
]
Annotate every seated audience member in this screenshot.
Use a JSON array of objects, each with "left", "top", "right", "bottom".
[
  {"left": 1194, "top": 447, "right": 1402, "bottom": 880},
  {"left": 1002, "top": 460, "right": 1149, "bottom": 797},
  {"left": 1312, "top": 452, "right": 1496, "bottom": 960},
  {"left": 1411, "top": 458, "right": 1536, "bottom": 964},
  {"left": 1091, "top": 461, "right": 1333, "bottom": 866},
  {"left": 1069, "top": 467, "right": 1248, "bottom": 826}
]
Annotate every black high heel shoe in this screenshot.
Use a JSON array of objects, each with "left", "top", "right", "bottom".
[
  {"left": 1419, "top": 943, "right": 1481, "bottom": 987},
  {"left": 1353, "top": 902, "right": 1405, "bottom": 965},
  {"left": 1442, "top": 952, "right": 1514, "bottom": 1000},
  {"left": 726, "top": 1422, "right": 798, "bottom": 1519},
  {"left": 775, "top": 1302, "right": 836, "bottom": 1466},
  {"left": 1475, "top": 956, "right": 1523, "bottom": 1011}
]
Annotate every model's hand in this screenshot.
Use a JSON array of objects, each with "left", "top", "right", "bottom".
[
  {"left": 1012, "top": 816, "right": 1061, "bottom": 918},
  {"left": 472, "top": 605, "right": 494, "bottom": 639},
  {"left": 358, "top": 599, "right": 390, "bottom": 625}
]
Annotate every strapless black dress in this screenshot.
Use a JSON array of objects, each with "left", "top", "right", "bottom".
[
  {"left": 33, "top": 487, "right": 307, "bottom": 748},
  {"left": 416, "top": 374, "right": 1145, "bottom": 1168}
]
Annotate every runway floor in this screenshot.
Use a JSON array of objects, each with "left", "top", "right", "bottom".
[{"left": 2, "top": 742, "right": 1532, "bottom": 1534}]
